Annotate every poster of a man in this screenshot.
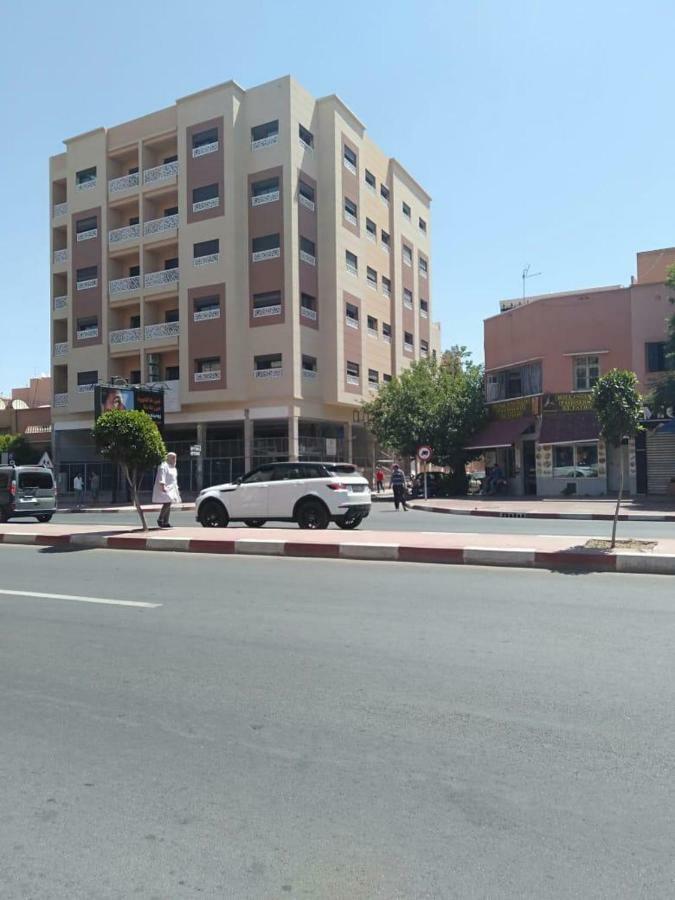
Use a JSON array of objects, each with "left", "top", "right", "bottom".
[{"left": 101, "top": 388, "right": 134, "bottom": 412}]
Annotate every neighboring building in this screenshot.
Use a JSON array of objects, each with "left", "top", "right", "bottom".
[
  {"left": 472, "top": 248, "right": 675, "bottom": 496},
  {"left": 49, "top": 75, "right": 438, "bottom": 486},
  {"left": 0, "top": 376, "right": 52, "bottom": 455}
]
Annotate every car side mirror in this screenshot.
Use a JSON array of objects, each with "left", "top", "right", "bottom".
[{"left": 234, "top": 476, "right": 242, "bottom": 485}]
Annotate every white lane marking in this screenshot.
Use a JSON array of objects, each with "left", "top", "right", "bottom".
[{"left": 0, "top": 588, "right": 161, "bottom": 609}]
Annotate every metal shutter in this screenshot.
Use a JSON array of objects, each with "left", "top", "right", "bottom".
[{"left": 646, "top": 432, "right": 675, "bottom": 494}]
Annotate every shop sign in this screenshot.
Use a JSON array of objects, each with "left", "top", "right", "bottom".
[
  {"left": 490, "top": 396, "right": 540, "bottom": 420},
  {"left": 542, "top": 392, "right": 594, "bottom": 413}
]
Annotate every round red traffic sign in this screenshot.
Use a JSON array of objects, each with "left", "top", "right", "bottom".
[{"left": 417, "top": 445, "right": 433, "bottom": 462}]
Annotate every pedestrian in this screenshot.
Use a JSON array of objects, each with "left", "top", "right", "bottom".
[
  {"left": 152, "top": 452, "right": 181, "bottom": 529},
  {"left": 89, "top": 471, "right": 100, "bottom": 504},
  {"left": 390, "top": 463, "right": 408, "bottom": 511},
  {"left": 73, "top": 473, "right": 84, "bottom": 509},
  {"left": 375, "top": 466, "right": 385, "bottom": 494}
]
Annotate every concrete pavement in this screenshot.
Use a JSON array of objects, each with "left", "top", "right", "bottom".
[{"left": 411, "top": 495, "right": 675, "bottom": 521}]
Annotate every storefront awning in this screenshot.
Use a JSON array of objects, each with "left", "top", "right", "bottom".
[
  {"left": 538, "top": 411, "right": 600, "bottom": 445},
  {"left": 465, "top": 416, "right": 535, "bottom": 450},
  {"left": 657, "top": 418, "right": 675, "bottom": 433}
]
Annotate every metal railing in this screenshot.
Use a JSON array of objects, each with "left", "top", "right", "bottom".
[
  {"left": 53, "top": 202, "right": 68, "bottom": 218},
  {"left": 53, "top": 295, "right": 68, "bottom": 310},
  {"left": 252, "top": 247, "right": 281, "bottom": 262},
  {"left": 53, "top": 248, "right": 68, "bottom": 264},
  {"left": 109, "top": 275, "right": 140, "bottom": 295},
  {"left": 109, "top": 172, "right": 140, "bottom": 193},
  {"left": 192, "top": 141, "right": 218, "bottom": 158},
  {"left": 109, "top": 327, "right": 141, "bottom": 345},
  {"left": 143, "top": 161, "right": 178, "bottom": 185},
  {"left": 145, "top": 321, "right": 179, "bottom": 340},
  {"left": 143, "top": 213, "right": 178, "bottom": 236},
  {"left": 109, "top": 223, "right": 140, "bottom": 244},
  {"left": 54, "top": 342, "right": 69, "bottom": 357},
  {"left": 144, "top": 268, "right": 179, "bottom": 289},
  {"left": 251, "top": 190, "right": 279, "bottom": 206}
]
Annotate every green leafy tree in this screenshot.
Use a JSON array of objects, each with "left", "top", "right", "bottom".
[
  {"left": 0, "top": 434, "right": 38, "bottom": 464},
  {"left": 592, "top": 370, "right": 643, "bottom": 548},
  {"left": 649, "top": 264, "right": 675, "bottom": 415},
  {"left": 363, "top": 355, "right": 486, "bottom": 494},
  {"left": 93, "top": 410, "right": 166, "bottom": 530}
]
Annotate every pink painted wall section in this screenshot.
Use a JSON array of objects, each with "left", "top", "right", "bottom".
[
  {"left": 636, "top": 248, "right": 675, "bottom": 284},
  {"left": 401, "top": 238, "right": 415, "bottom": 359},
  {"left": 186, "top": 117, "right": 224, "bottom": 225},
  {"left": 343, "top": 291, "right": 362, "bottom": 394},
  {"left": 248, "top": 166, "right": 284, "bottom": 328},
  {"left": 341, "top": 133, "right": 360, "bottom": 239},
  {"left": 418, "top": 251, "right": 430, "bottom": 345},
  {"left": 629, "top": 283, "right": 673, "bottom": 389},
  {"left": 298, "top": 170, "right": 318, "bottom": 330},
  {"left": 188, "top": 282, "right": 226, "bottom": 391},
  {"left": 71, "top": 206, "right": 102, "bottom": 348},
  {"left": 484, "top": 288, "right": 633, "bottom": 393}
]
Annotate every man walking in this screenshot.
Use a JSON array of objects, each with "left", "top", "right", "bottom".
[
  {"left": 152, "top": 452, "right": 181, "bottom": 528},
  {"left": 89, "top": 471, "right": 100, "bottom": 504},
  {"left": 390, "top": 463, "right": 408, "bottom": 511},
  {"left": 73, "top": 473, "right": 84, "bottom": 509},
  {"left": 375, "top": 466, "right": 385, "bottom": 494}
]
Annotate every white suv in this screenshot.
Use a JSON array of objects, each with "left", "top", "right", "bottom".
[{"left": 196, "top": 461, "right": 371, "bottom": 530}]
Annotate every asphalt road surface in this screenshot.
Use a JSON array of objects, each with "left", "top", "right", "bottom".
[
  {"left": 1, "top": 545, "right": 674, "bottom": 898},
  {"left": 45, "top": 502, "right": 675, "bottom": 538}
]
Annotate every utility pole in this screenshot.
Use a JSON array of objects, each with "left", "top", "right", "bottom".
[{"left": 522, "top": 264, "right": 542, "bottom": 300}]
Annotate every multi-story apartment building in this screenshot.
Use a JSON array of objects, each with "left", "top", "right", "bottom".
[
  {"left": 471, "top": 247, "right": 675, "bottom": 497},
  {"left": 50, "top": 75, "right": 439, "bottom": 486}
]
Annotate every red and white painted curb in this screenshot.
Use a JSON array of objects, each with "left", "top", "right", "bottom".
[
  {"left": 409, "top": 502, "right": 675, "bottom": 523},
  {"left": 1, "top": 530, "right": 673, "bottom": 574}
]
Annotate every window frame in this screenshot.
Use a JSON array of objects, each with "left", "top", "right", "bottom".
[{"left": 573, "top": 355, "right": 600, "bottom": 392}]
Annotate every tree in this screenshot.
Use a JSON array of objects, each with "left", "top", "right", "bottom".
[
  {"left": 649, "top": 264, "right": 675, "bottom": 415},
  {"left": 592, "top": 370, "right": 643, "bottom": 548},
  {"left": 93, "top": 410, "right": 166, "bottom": 530},
  {"left": 0, "top": 434, "right": 38, "bottom": 464},
  {"left": 363, "top": 355, "right": 486, "bottom": 494}
]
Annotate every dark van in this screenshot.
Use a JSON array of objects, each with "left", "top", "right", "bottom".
[{"left": 0, "top": 466, "right": 57, "bottom": 522}]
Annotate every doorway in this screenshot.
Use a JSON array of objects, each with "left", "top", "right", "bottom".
[{"left": 523, "top": 441, "right": 537, "bottom": 495}]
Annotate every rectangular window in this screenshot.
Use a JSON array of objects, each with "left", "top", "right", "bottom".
[
  {"left": 367, "top": 315, "right": 378, "bottom": 335},
  {"left": 252, "top": 291, "right": 282, "bottom": 317},
  {"left": 76, "top": 265, "right": 97, "bottom": 288},
  {"left": 165, "top": 309, "right": 179, "bottom": 323},
  {"left": 163, "top": 154, "right": 178, "bottom": 164},
  {"left": 251, "top": 176, "right": 280, "bottom": 201},
  {"left": 419, "top": 217, "right": 427, "bottom": 233},
  {"left": 553, "top": 443, "right": 599, "bottom": 478},
  {"left": 165, "top": 366, "right": 179, "bottom": 381},
  {"left": 76, "top": 215, "right": 97, "bottom": 234},
  {"left": 367, "top": 266, "right": 378, "bottom": 288},
  {"left": 252, "top": 233, "right": 281, "bottom": 258},
  {"left": 344, "top": 197, "right": 358, "bottom": 222},
  {"left": 365, "top": 169, "right": 376, "bottom": 189},
  {"left": 302, "top": 354, "right": 317, "bottom": 373},
  {"left": 420, "top": 298, "right": 429, "bottom": 317},
  {"left": 368, "top": 368, "right": 379, "bottom": 386},
  {"left": 77, "top": 370, "right": 98, "bottom": 386},
  {"left": 381, "top": 229, "right": 390, "bottom": 248},
  {"left": 402, "top": 201, "right": 411, "bottom": 219},
  {"left": 574, "top": 355, "right": 600, "bottom": 391},
  {"left": 192, "top": 127, "right": 218, "bottom": 151},
  {"left": 76, "top": 166, "right": 96, "bottom": 186},
  {"left": 76, "top": 316, "right": 98, "bottom": 339},
  {"left": 403, "top": 244, "right": 413, "bottom": 267},
  {"left": 298, "top": 179, "right": 315, "bottom": 207},
  {"left": 345, "top": 302, "right": 359, "bottom": 327},
  {"left": 193, "top": 183, "right": 219, "bottom": 203},
  {"left": 365, "top": 218, "right": 377, "bottom": 239},
  {"left": 382, "top": 322, "right": 392, "bottom": 341},
  {"left": 193, "top": 239, "right": 219, "bottom": 259},
  {"left": 420, "top": 339, "right": 429, "bottom": 356},
  {"left": 251, "top": 120, "right": 279, "bottom": 145},
  {"left": 403, "top": 288, "right": 413, "bottom": 308},
  {"left": 197, "top": 357, "right": 221, "bottom": 373},
  {"left": 646, "top": 342, "right": 668, "bottom": 373},
  {"left": 380, "top": 184, "right": 390, "bottom": 203},
  {"left": 195, "top": 296, "right": 220, "bottom": 313},
  {"left": 383, "top": 373, "right": 392, "bottom": 383},
  {"left": 404, "top": 331, "right": 414, "bottom": 348},
  {"left": 164, "top": 206, "right": 178, "bottom": 217},
  {"left": 419, "top": 257, "right": 428, "bottom": 276},
  {"left": 301, "top": 292, "right": 317, "bottom": 321},
  {"left": 486, "top": 362, "right": 542, "bottom": 401},
  {"left": 346, "top": 250, "right": 358, "bottom": 274},
  {"left": 346, "top": 361, "right": 360, "bottom": 383},
  {"left": 343, "top": 145, "right": 357, "bottom": 172},
  {"left": 299, "top": 124, "right": 314, "bottom": 148},
  {"left": 130, "top": 370, "right": 141, "bottom": 384},
  {"left": 164, "top": 257, "right": 178, "bottom": 270},
  {"left": 254, "top": 353, "right": 282, "bottom": 371},
  {"left": 382, "top": 276, "right": 391, "bottom": 296},
  {"left": 300, "top": 237, "right": 316, "bottom": 263}
]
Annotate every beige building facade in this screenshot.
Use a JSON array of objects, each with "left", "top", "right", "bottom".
[{"left": 50, "top": 75, "right": 438, "bottom": 484}]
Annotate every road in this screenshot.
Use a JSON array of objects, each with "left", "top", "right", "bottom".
[
  {"left": 47, "top": 502, "right": 675, "bottom": 538},
  {"left": 1, "top": 545, "right": 674, "bottom": 898}
]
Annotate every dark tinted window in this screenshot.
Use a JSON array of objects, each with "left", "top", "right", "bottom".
[
  {"left": 192, "top": 184, "right": 218, "bottom": 203},
  {"left": 76, "top": 266, "right": 97, "bottom": 281},
  {"left": 252, "top": 234, "right": 280, "bottom": 252},
  {"left": 274, "top": 464, "right": 325, "bottom": 480},
  {"left": 194, "top": 239, "right": 219, "bottom": 258},
  {"left": 0, "top": 471, "right": 9, "bottom": 489},
  {"left": 77, "top": 370, "right": 98, "bottom": 385},
  {"left": 251, "top": 120, "right": 279, "bottom": 142},
  {"left": 192, "top": 127, "right": 218, "bottom": 148},
  {"left": 76, "top": 166, "right": 96, "bottom": 184},
  {"left": 76, "top": 216, "right": 97, "bottom": 233},
  {"left": 252, "top": 177, "right": 279, "bottom": 196},
  {"left": 18, "top": 471, "right": 54, "bottom": 490}
]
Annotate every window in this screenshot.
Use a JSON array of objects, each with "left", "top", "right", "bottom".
[
  {"left": 165, "top": 309, "right": 179, "bottom": 323},
  {"left": 646, "top": 342, "right": 669, "bottom": 373},
  {"left": 129, "top": 314, "right": 141, "bottom": 328},
  {"left": 419, "top": 257, "right": 428, "bottom": 276},
  {"left": 128, "top": 166, "right": 139, "bottom": 175},
  {"left": 553, "top": 443, "right": 599, "bottom": 478},
  {"left": 251, "top": 176, "right": 279, "bottom": 200},
  {"left": 164, "top": 257, "right": 178, "bottom": 270},
  {"left": 486, "top": 362, "right": 542, "bottom": 401},
  {"left": 402, "top": 201, "right": 411, "bottom": 219},
  {"left": 76, "top": 166, "right": 96, "bottom": 186},
  {"left": 365, "top": 169, "right": 376, "bottom": 189},
  {"left": 574, "top": 355, "right": 600, "bottom": 391},
  {"left": 166, "top": 366, "right": 180, "bottom": 381},
  {"left": 163, "top": 154, "right": 178, "bottom": 164},
  {"left": 76, "top": 265, "right": 97, "bottom": 287},
  {"left": 381, "top": 229, "right": 390, "bottom": 249},
  {"left": 365, "top": 218, "right": 377, "bottom": 240},
  {"left": 192, "top": 127, "right": 218, "bottom": 152},
  {"left": 382, "top": 322, "right": 392, "bottom": 342},
  {"left": 403, "top": 288, "right": 413, "bottom": 308},
  {"left": 77, "top": 370, "right": 98, "bottom": 386},
  {"left": 301, "top": 293, "right": 317, "bottom": 321},
  {"left": 383, "top": 373, "right": 392, "bottom": 383},
  {"left": 197, "top": 357, "right": 221, "bottom": 373},
  {"left": 298, "top": 179, "right": 315, "bottom": 207},
  {"left": 368, "top": 369, "right": 379, "bottom": 386},
  {"left": 380, "top": 184, "right": 390, "bottom": 203},
  {"left": 346, "top": 361, "right": 360, "bottom": 383},
  {"left": 76, "top": 316, "right": 98, "bottom": 338},
  {"left": 76, "top": 215, "right": 97, "bottom": 234},
  {"left": 164, "top": 205, "right": 178, "bottom": 217},
  {"left": 254, "top": 353, "right": 282, "bottom": 371},
  {"left": 345, "top": 302, "right": 359, "bottom": 327},
  {"left": 300, "top": 237, "right": 316, "bottom": 263},
  {"left": 382, "top": 276, "right": 391, "bottom": 296},
  {"left": 299, "top": 124, "right": 313, "bottom": 148},
  {"left": 129, "top": 264, "right": 140, "bottom": 277},
  {"left": 252, "top": 291, "right": 282, "bottom": 316},
  {"left": 193, "top": 238, "right": 219, "bottom": 260},
  {"left": 419, "top": 217, "right": 427, "bottom": 233},
  {"left": 129, "top": 216, "right": 140, "bottom": 226},
  {"left": 344, "top": 197, "right": 358, "bottom": 225},
  {"left": 252, "top": 233, "right": 281, "bottom": 259},
  {"left": 302, "top": 354, "right": 317, "bottom": 373},
  {"left": 195, "top": 296, "right": 220, "bottom": 313},
  {"left": 404, "top": 331, "right": 414, "bottom": 350},
  {"left": 343, "top": 145, "right": 357, "bottom": 172},
  {"left": 251, "top": 120, "right": 279, "bottom": 144},
  {"left": 367, "top": 315, "right": 378, "bottom": 335},
  {"left": 403, "top": 244, "right": 413, "bottom": 267},
  {"left": 367, "top": 266, "right": 378, "bottom": 288},
  {"left": 18, "top": 471, "right": 54, "bottom": 490},
  {"left": 346, "top": 250, "right": 358, "bottom": 274},
  {"left": 192, "top": 183, "right": 219, "bottom": 204},
  {"left": 420, "top": 339, "right": 429, "bottom": 356},
  {"left": 420, "top": 298, "right": 429, "bottom": 317}
]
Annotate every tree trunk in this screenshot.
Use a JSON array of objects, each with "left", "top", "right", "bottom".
[
  {"left": 123, "top": 465, "right": 148, "bottom": 531},
  {"left": 611, "top": 444, "right": 624, "bottom": 549}
]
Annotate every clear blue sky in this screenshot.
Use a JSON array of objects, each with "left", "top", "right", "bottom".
[{"left": 2, "top": 0, "right": 675, "bottom": 394}]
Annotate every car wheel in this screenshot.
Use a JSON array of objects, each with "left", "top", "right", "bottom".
[
  {"left": 296, "top": 500, "right": 329, "bottom": 530},
  {"left": 244, "top": 519, "right": 266, "bottom": 528},
  {"left": 198, "top": 500, "right": 229, "bottom": 528},
  {"left": 336, "top": 514, "right": 363, "bottom": 530},
  {"left": 37, "top": 515, "right": 52, "bottom": 523}
]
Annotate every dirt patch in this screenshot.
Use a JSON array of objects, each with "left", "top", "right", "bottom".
[{"left": 584, "top": 538, "right": 657, "bottom": 552}]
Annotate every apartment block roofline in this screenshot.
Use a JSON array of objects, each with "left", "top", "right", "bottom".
[
  {"left": 488, "top": 283, "right": 626, "bottom": 321},
  {"left": 636, "top": 245, "right": 675, "bottom": 257},
  {"left": 177, "top": 78, "right": 245, "bottom": 104},
  {"left": 391, "top": 158, "right": 432, "bottom": 205},
  {"left": 63, "top": 126, "right": 105, "bottom": 145},
  {"left": 317, "top": 93, "right": 366, "bottom": 136}
]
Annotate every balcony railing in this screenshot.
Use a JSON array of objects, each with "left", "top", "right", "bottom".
[
  {"left": 346, "top": 262, "right": 357, "bottom": 276},
  {"left": 193, "top": 307, "right": 220, "bottom": 322},
  {"left": 109, "top": 172, "right": 140, "bottom": 193},
  {"left": 252, "top": 304, "right": 281, "bottom": 318},
  {"left": 77, "top": 382, "right": 97, "bottom": 392},
  {"left": 76, "top": 327, "right": 99, "bottom": 341},
  {"left": 144, "top": 268, "right": 179, "bottom": 289},
  {"left": 145, "top": 321, "right": 179, "bottom": 341},
  {"left": 383, "top": 333, "right": 392, "bottom": 344},
  {"left": 251, "top": 190, "right": 279, "bottom": 207},
  {"left": 143, "top": 161, "right": 178, "bottom": 185},
  {"left": 420, "top": 309, "right": 428, "bottom": 319},
  {"left": 77, "top": 278, "right": 98, "bottom": 291},
  {"left": 343, "top": 158, "right": 357, "bottom": 176},
  {"left": 346, "top": 374, "right": 360, "bottom": 386},
  {"left": 298, "top": 193, "right": 315, "bottom": 212},
  {"left": 300, "top": 306, "right": 317, "bottom": 321},
  {"left": 367, "top": 279, "right": 377, "bottom": 291},
  {"left": 54, "top": 342, "right": 69, "bottom": 357},
  {"left": 192, "top": 141, "right": 218, "bottom": 158},
  {"left": 300, "top": 250, "right": 316, "bottom": 266},
  {"left": 382, "top": 286, "right": 391, "bottom": 298},
  {"left": 76, "top": 228, "right": 98, "bottom": 242},
  {"left": 254, "top": 367, "right": 283, "bottom": 379},
  {"left": 345, "top": 316, "right": 359, "bottom": 329},
  {"left": 302, "top": 368, "right": 318, "bottom": 379},
  {"left": 53, "top": 202, "right": 68, "bottom": 218},
  {"left": 109, "top": 223, "right": 140, "bottom": 244},
  {"left": 109, "top": 275, "right": 140, "bottom": 295},
  {"left": 343, "top": 210, "right": 357, "bottom": 227},
  {"left": 193, "top": 253, "right": 219, "bottom": 267},
  {"left": 419, "top": 268, "right": 428, "bottom": 279},
  {"left": 404, "top": 342, "right": 414, "bottom": 353},
  {"left": 192, "top": 197, "right": 219, "bottom": 213},
  {"left": 194, "top": 370, "right": 221, "bottom": 383},
  {"left": 252, "top": 247, "right": 280, "bottom": 263},
  {"left": 143, "top": 213, "right": 178, "bottom": 237},
  {"left": 381, "top": 241, "right": 390, "bottom": 253},
  {"left": 53, "top": 392, "right": 68, "bottom": 408},
  {"left": 366, "top": 230, "right": 376, "bottom": 243},
  {"left": 368, "top": 327, "right": 378, "bottom": 338},
  {"left": 76, "top": 178, "right": 97, "bottom": 192},
  {"left": 251, "top": 133, "right": 279, "bottom": 150},
  {"left": 53, "top": 295, "right": 68, "bottom": 311},
  {"left": 53, "top": 248, "right": 68, "bottom": 265},
  {"left": 404, "top": 299, "right": 414, "bottom": 310},
  {"left": 109, "top": 327, "right": 141, "bottom": 345}
]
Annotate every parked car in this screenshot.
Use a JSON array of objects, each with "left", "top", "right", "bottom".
[
  {"left": 196, "top": 461, "right": 371, "bottom": 530},
  {"left": 0, "top": 465, "right": 57, "bottom": 522},
  {"left": 409, "top": 472, "right": 446, "bottom": 498}
]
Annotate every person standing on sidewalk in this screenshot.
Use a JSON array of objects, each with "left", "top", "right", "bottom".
[
  {"left": 390, "top": 463, "right": 408, "bottom": 511},
  {"left": 73, "top": 473, "right": 84, "bottom": 509},
  {"left": 375, "top": 466, "right": 385, "bottom": 494},
  {"left": 89, "top": 471, "right": 100, "bottom": 504},
  {"left": 152, "top": 452, "right": 181, "bottom": 529}
]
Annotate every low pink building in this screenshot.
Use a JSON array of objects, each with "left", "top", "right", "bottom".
[{"left": 472, "top": 249, "right": 675, "bottom": 496}]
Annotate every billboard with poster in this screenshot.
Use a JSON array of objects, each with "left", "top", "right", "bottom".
[{"left": 94, "top": 385, "right": 164, "bottom": 426}]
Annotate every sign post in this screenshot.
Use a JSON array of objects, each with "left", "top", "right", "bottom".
[{"left": 417, "top": 445, "right": 433, "bottom": 500}]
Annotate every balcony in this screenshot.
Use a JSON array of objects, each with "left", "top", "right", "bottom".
[
  {"left": 345, "top": 316, "right": 359, "bottom": 329},
  {"left": 77, "top": 382, "right": 97, "bottom": 393},
  {"left": 143, "top": 213, "right": 178, "bottom": 237},
  {"left": 109, "top": 327, "right": 141, "bottom": 346},
  {"left": 193, "top": 253, "right": 219, "bottom": 267},
  {"left": 404, "top": 341, "right": 414, "bottom": 353},
  {"left": 251, "top": 190, "right": 279, "bottom": 207},
  {"left": 53, "top": 295, "right": 68, "bottom": 311},
  {"left": 54, "top": 342, "right": 69, "bottom": 357},
  {"left": 192, "top": 197, "right": 220, "bottom": 213},
  {"left": 192, "top": 141, "right": 218, "bottom": 158},
  {"left": 145, "top": 321, "right": 179, "bottom": 341},
  {"left": 76, "top": 228, "right": 98, "bottom": 242},
  {"left": 194, "top": 370, "right": 221, "bottom": 383},
  {"left": 420, "top": 308, "right": 428, "bottom": 319},
  {"left": 252, "top": 247, "right": 280, "bottom": 263},
  {"left": 251, "top": 133, "right": 279, "bottom": 151},
  {"left": 300, "top": 306, "right": 317, "bottom": 322},
  {"left": 404, "top": 298, "right": 414, "bottom": 310},
  {"left": 53, "top": 392, "right": 68, "bottom": 408},
  {"left": 298, "top": 193, "right": 315, "bottom": 212},
  {"left": 76, "top": 327, "right": 99, "bottom": 341},
  {"left": 76, "top": 178, "right": 96, "bottom": 192},
  {"left": 252, "top": 304, "right": 281, "bottom": 318},
  {"left": 53, "top": 248, "right": 68, "bottom": 265},
  {"left": 300, "top": 250, "right": 316, "bottom": 266},
  {"left": 193, "top": 307, "right": 220, "bottom": 322},
  {"left": 77, "top": 277, "right": 98, "bottom": 291},
  {"left": 144, "top": 268, "right": 179, "bottom": 289},
  {"left": 109, "top": 173, "right": 140, "bottom": 194},
  {"left": 53, "top": 202, "right": 68, "bottom": 218},
  {"left": 143, "top": 161, "right": 178, "bottom": 186},
  {"left": 254, "top": 367, "right": 283, "bottom": 379},
  {"left": 109, "top": 275, "right": 140, "bottom": 295},
  {"left": 109, "top": 223, "right": 140, "bottom": 245}
]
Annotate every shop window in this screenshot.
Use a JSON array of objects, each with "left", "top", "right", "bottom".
[{"left": 553, "top": 443, "right": 599, "bottom": 478}]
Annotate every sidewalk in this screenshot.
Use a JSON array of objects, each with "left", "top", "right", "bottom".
[
  {"left": 410, "top": 496, "right": 675, "bottom": 522},
  {"left": 1, "top": 522, "right": 674, "bottom": 574}
]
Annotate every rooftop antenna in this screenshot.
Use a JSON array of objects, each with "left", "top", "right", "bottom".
[{"left": 522, "top": 263, "right": 542, "bottom": 300}]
